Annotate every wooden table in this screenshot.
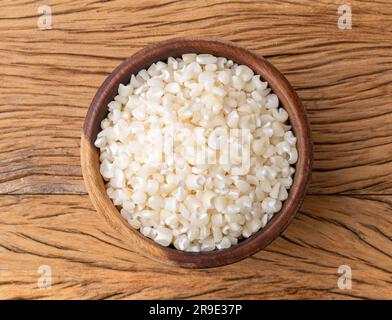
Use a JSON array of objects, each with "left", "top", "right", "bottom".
[{"left": 1, "top": 0, "right": 391, "bottom": 300}]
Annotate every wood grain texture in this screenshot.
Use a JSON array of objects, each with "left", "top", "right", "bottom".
[
  {"left": 0, "top": 0, "right": 391, "bottom": 299},
  {"left": 0, "top": 194, "right": 391, "bottom": 299}
]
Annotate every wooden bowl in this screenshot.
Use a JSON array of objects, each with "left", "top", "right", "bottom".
[{"left": 81, "top": 37, "right": 313, "bottom": 268}]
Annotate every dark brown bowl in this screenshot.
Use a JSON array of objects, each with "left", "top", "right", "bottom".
[{"left": 81, "top": 37, "right": 313, "bottom": 268}]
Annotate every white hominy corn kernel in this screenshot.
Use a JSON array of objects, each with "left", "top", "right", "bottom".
[
  {"left": 262, "top": 197, "right": 282, "bottom": 214},
  {"left": 196, "top": 54, "right": 218, "bottom": 65},
  {"left": 205, "top": 63, "right": 218, "bottom": 72},
  {"left": 185, "top": 174, "right": 205, "bottom": 190},
  {"left": 154, "top": 227, "right": 173, "bottom": 247},
  {"left": 145, "top": 179, "right": 159, "bottom": 195},
  {"left": 217, "top": 70, "right": 231, "bottom": 85},
  {"left": 164, "top": 197, "right": 177, "bottom": 212},
  {"left": 165, "top": 82, "right": 181, "bottom": 94},
  {"left": 288, "top": 148, "right": 298, "bottom": 164},
  {"left": 270, "top": 182, "right": 281, "bottom": 199},
  {"left": 137, "top": 69, "right": 149, "bottom": 81},
  {"left": 217, "top": 236, "right": 231, "bottom": 249},
  {"left": 118, "top": 83, "right": 132, "bottom": 97},
  {"left": 148, "top": 195, "right": 163, "bottom": 210},
  {"left": 132, "top": 191, "right": 147, "bottom": 206},
  {"left": 201, "top": 238, "right": 215, "bottom": 251},
  {"left": 227, "top": 110, "right": 239, "bottom": 128},
  {"left": 174, "top": 235, "right": 190, "bottom": 251},
  {"left": 95, "top": 54, "right": 297, "bottom": 251},
  {"left": 266, "top": 94, "right": 279, "bottom": 109},
  {"left": 236, "top": 65, "right": 254, "bottom": 82},
  {"left": 187, "top": 243, "right": 201, "bottom": 252},
  {"left": 182, "top": 53, "right": 197, "bottom": 64},
  {"left": 234, "top": 180, "right": 250, "bottom": 194}
]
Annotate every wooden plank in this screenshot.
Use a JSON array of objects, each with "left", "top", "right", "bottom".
[
  {"left": 0, "top": 194, "right": 391, "bottom": 299},
  {"left": 0, "top": 0, "right": 391, "bottom": 195}
]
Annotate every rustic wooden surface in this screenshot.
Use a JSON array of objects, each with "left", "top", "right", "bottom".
[{"left": 0, "top": 0, "right": 391, "bottom": 299}]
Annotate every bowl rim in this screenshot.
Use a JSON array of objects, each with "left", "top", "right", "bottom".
[{"left": 81, "top": 36, "right": 313, "bottom": 268}]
